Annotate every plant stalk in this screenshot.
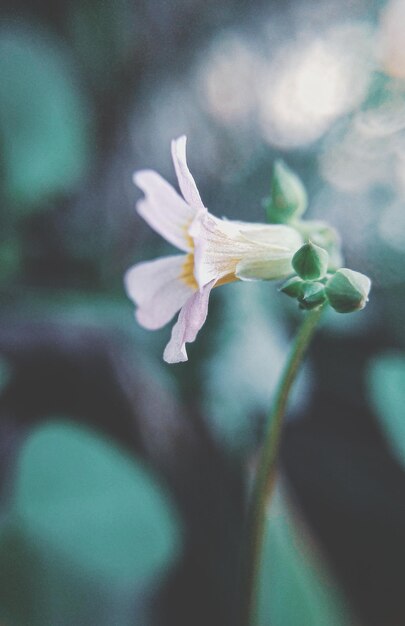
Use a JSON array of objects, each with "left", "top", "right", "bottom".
[{"left": 243, "top": 305, "right": 324, "bottom": 626}]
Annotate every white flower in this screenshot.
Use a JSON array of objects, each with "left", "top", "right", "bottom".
[{"left": 125, "top": 137, "right": 302, "bottom": 363}]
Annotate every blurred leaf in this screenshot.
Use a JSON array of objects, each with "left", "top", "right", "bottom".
[
  {"left": 0, "top": 24, "right": 92, "bottom": 210},
  {"left": 14, "top": 421, "right": 181, "bottom": 581},
  {"left": 258, "top": 485, "right": 350, "bottom": 626},
  {"left": 367, "top": 353, "right": 405, "bottom": 467},
  {"left": 0, "top": 421, "right": 181, "bottom": 626}
]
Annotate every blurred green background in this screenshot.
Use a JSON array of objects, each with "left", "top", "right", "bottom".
[{"left": 1, "top": 0, "right": 405, "bottom": 624}]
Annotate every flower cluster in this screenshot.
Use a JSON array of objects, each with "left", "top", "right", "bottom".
[
  {"left": 125, "top": 137, "right": 303, "bottom": 363},
  {"left": 125, "top": 137, "right": 371, "bottom": 363}
]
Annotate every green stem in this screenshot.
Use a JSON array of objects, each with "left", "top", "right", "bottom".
[{"left": 243, "top": 305, "right": 325, "bottom": 626}]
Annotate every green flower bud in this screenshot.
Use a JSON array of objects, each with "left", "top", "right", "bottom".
[
  {"left": 297, "top": 220, "right": 343, "bottom": 271},
  {"left": 292, "top": 241, "right": 329, "bottom": 281},
  {"left": 264, "top": 160, "right": 308, "bottom": 224},
  {"left": 325, "top": 268, "right": 371, "bottom": 313},
  {"left": 298, "top": 282, "right": 326, "bottom": 310},
  {"left": 279, "top": 276, "right": 305, "bottom": 298}
]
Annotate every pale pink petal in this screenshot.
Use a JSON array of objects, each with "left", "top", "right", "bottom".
[
  {"left": 124, "top": 255, "right": 195, "bottom": 330},
  {"left": 163, "top": 280, "right": 215, "bottom": 363},
  {"left": 189, "top": 211, "right": 234, "bottom": 288},
  {"left": 171, "top": 136, "right": 206, "bottom": 210},
  {"left": 134, "top": 170, "right": 196, "bottom": 252},
  {"left": 239, "top": 225, "right": 302, "bottom": 250},
  {"left": 190, "top": 211, "right": 303, "bottom": 289}
]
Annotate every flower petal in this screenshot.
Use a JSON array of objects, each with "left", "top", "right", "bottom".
[
  {"left": 171, "top": 136, "right": 205, "bottom": 210},
  {"left": 124, "top": 255, "right": 195, "bottom": 330},
  {"left": 134, "top": 170, "right": 195, "bottom": 252},
  {"left": 189, "top": 212, "right": 240, "bottom": 288},
  {"left": 235, "top": 226, "right": 302, "bottom": 280},
  {"left": 163, "top": 280, "right": 215, "bottom": 363},
  {"left": 235, "top": 254, "right": 294, "bottom": 281},
  {"left": 239, "top": 225, "right": 302, "bottom": 250},
  {"left": 190, "top": 212, "right": 302, "bottom": 289}
]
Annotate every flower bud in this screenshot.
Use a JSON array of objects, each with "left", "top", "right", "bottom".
[
  {"left": 279, "top": 276, "right": 304, "bottom": 298},
  {"left": 265, "top": 160, "right": 307, "bottom": 224},
  {"left": 297, "top": 220, "right": 343, "bottom": 271},
  {"left": 298, "top": 282, "right": 326, "bottom": 310},
  {"left": 292, "top": 241, "right": 329, "bottom": 281},
  {"left": 325, "top": 268, "right": 371, "bottom": 313}
]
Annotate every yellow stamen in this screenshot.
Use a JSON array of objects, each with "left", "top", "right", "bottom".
[
  {"left": 216, "top": 273, "right": 238, "bottom": 287},
  {"left": 180, "top": 254, "right": 199, "bottom": 289},
  {"left": 183, "top": 222, "right": 194, "bottom": 252},
  {"left": 180, "top": 255, "right": 238, "bottom": 290}
]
